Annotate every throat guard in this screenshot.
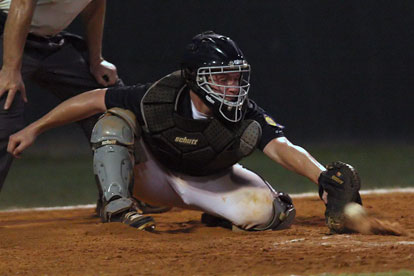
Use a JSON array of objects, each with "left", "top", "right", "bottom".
[{"left": 141, "top": 71, "right": 262, "bottom": 176}]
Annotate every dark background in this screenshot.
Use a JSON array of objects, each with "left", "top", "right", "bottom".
[{"left": 26, "top": 0, "right": 414, "bottom": 144}]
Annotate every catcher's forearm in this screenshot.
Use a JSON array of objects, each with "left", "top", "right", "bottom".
[
  {"left": 264, "top": 137, "right": 325, "bottom": 184},
  {"left": 280, "top": 146, "right": 324, "bottom": 184},
  {"left": 30, "top": 89, "right": 107, "bottom": 136},
  {"left": 81, "top": 0, "right": 106, "bottom": 64},
  {"left": 2, "top": 0, "right": 36, "bottom": 71}
]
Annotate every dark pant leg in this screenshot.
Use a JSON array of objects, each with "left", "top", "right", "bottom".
[
  {"left": 0, "top": 35, "right": 40, "bottom": 191},
  {"left": 0, "top": 95, "right": 25, "bottom": 191}
]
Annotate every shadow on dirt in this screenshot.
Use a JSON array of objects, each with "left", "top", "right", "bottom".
[
  {"left": 153, "top": 220, "right": 201, "bottom": 234},
  {"left": 293, "top": 216, "right": 325, "bottom": 227}
]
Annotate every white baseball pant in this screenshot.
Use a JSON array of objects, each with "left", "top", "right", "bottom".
[{"left": 132, "top": 141, "right": 275, "bottom": 229}]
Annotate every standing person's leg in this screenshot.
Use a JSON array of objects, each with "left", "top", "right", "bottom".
[
  {"left": 0, "top": 36, "right": 40, "bottom": 191},
  {"left": 0, "top": 94, "right": 25, "bottom": 191},
  {"left": 0, "top": 31, "right": 101, "bottom": 191},
  {"left": 133, "top": 141, "right": 296, "bottom": 231}
]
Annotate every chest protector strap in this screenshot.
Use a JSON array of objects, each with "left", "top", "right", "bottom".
[{"left": 141, "top": 71, "right": 262, "bottom": 176}]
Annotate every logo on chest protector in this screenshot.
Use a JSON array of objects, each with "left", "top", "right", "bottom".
[{"left": 174, "top": 136, "right": 199, "bottom": 145}]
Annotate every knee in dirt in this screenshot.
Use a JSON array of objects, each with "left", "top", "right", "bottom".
[{"left": 230, "top": 188, "right": 274, "bottom": 229}]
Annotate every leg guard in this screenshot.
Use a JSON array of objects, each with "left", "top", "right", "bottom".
[
  {"left": 91, "top": 108, "right": 138, "bottom": 221},
  {"left": 251, "top": 192, "right": 296, "bottom": 231}
]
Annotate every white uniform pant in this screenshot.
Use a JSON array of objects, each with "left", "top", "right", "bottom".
[{"left": 132, "top": 141, "right": 275, "bottom": 229}]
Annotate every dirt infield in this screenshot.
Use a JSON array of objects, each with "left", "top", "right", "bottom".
[{"left": 0, "top": 193, "right": 413, "bottom": 276}]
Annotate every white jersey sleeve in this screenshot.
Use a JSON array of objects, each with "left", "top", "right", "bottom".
[{"left": 0, "top": 0, "right": 92, "bottom": 37}]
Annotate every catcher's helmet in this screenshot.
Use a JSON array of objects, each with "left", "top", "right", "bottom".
[{"left": 181, "top": 31, "right": 250, "bottom": 123}]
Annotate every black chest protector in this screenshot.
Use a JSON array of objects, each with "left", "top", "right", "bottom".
[{"left": 140, "top": 71, "right": 262, "bottom": 176}]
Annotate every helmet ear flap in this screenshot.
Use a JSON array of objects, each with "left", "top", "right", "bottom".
[
  {"left": 181, "top": 67, "right": 200, "bottom": 98},
  {"left": 181, "top": 67, "right": 196, "bottom": 85}
]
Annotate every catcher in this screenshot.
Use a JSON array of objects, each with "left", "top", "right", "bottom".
[{"left": 7, "top": 31, "right": 362, "bottom": 233}]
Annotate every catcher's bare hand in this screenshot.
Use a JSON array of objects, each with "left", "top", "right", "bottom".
[
  {"left": 0, "top": 69, "right": 27, "bottom": 110},
  {"left": 90, "top": 59, "right": 118, "bottom": 87},
  {"left": 7, "top": 127, "right": 37, "bottom": 158}
]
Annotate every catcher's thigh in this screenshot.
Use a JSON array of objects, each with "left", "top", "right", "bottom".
[{"left": 132, "top": 142, "right": 275, "bottom": 230}]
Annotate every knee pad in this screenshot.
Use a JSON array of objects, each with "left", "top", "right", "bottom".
[
  {"left": 91, "top": 108, "right": 138, "bottom": 148},
  {"left": 91, "top": 108, "right": 138, "bottom": 203},
  {"left": 252, "top": 192, "right": 296, "bottom": 231}
]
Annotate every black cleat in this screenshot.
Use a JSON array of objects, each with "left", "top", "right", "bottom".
[
  {"left": 122, "top": 211, "right": 156, "bottom": 231},
  {"left": 201, "top": 213, "right": 232, "bottom": 229}
]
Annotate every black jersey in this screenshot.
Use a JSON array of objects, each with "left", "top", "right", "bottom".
[{"left": 105, "top": 83, "right": 285, "bottom": 151}]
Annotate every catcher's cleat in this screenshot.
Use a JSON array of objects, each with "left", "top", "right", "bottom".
[
  {"left": 121, "top": 211, "right": 156, "bottom": 231},
  {"left": 98, "top": 197, "right": 156, "bottom": 231}
]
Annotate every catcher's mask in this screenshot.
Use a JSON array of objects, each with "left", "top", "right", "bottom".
[{"left": 182, "top": 31, "right": 251, "bottom": 123}]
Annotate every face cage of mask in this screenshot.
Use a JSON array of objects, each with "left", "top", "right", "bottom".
[{"left": 196, "top": 65, "right": 251, "bottom": 122}]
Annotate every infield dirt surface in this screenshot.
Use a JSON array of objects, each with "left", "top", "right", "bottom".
[{"left": 1, "top": 193, "right": 413, "bottom": 275}]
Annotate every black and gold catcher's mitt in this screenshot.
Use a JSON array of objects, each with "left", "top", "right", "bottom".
[{"left": 318, "top": 161, "right": 362, "bottom": 233}]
